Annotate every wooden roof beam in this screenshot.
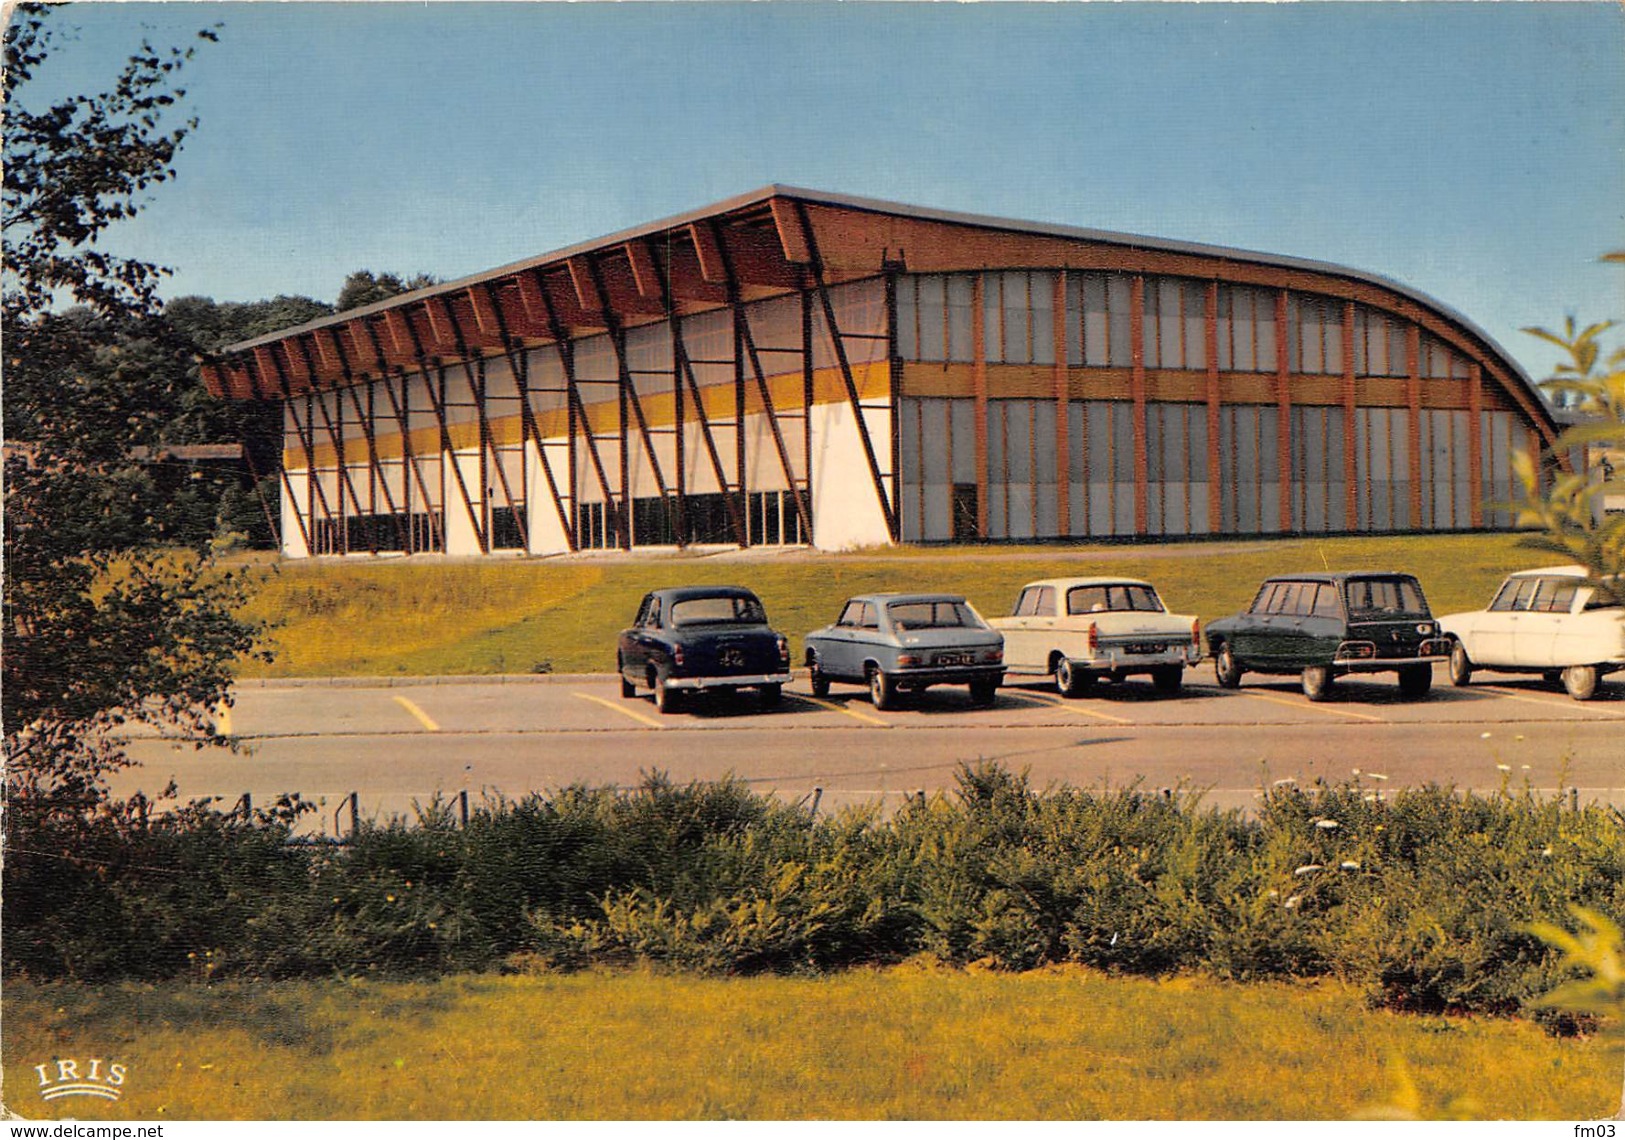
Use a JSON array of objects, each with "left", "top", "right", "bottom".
[
  {"left": 539, "top": 267, "right": 609, "bottom": 335},
  {"left": 656, "top": 241, "right": 731, "bottom": 307},
  {"left": 483, "top": 279, "right": 553, "bottom": 343},
  {"left": 253, "top": 345, "right": 298, "bottom": 397}
]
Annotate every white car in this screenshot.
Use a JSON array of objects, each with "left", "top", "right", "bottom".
[
  {"left": 1439, "top": 566, "right": 1625, "bottom": 700},
  {"left": 990, "top": 577, "right": 1202, "bottom": 696}
]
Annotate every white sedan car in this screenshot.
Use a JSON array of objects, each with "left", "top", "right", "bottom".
[
  {"left": 1438, "top": 566, "right": 1625, "bottom": 700},
  {"left": 989, "top": 577, "right": 1202, "bottom": 696}
]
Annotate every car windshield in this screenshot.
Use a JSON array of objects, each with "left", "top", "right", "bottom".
[
  {"left": 1066, "top": 584, "right": 1165, "bottom": 615},
  {"left": 887, "top": 600, "right": 984, "bottom": 630},
  {"left": 1344, "top": 577, "right": 1428, "bottom": 618},
  {"left": 670, "top": 596, "right": 767, "bottom": 627}
]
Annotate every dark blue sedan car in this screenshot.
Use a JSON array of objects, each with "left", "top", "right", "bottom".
[{"left": 617, "top": 586, "right": 793, "bottom": 713}]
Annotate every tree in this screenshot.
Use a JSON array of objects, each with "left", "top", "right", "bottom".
[
  {"left": 1514, "top": 266, "right": 1625, "bottom": 605},
  {"left": 336, "top": 269, "right": 439, "bottom": 312},
  {"left": 3, "top": 4, "right": 265, "bottom": 814}
]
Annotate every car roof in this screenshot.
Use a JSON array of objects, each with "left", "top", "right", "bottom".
[
  {"left": 1502, "top": 565, "right": 1590, "bottom": 579},
  {"left": 845, "top": 592, "right": 969, "bottom": 605},
  {"left": 649, "top": 585, "right": 761, "bottom": 602},
  {"left": 1017, "top": 577, "right": 1155, "bottom": 591},
  {"left": 1261, "top": 571, "right": 1420, "bottom": 584}
]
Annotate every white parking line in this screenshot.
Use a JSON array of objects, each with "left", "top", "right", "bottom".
[
  {"left": 792, "top": 693, "right": 893, "bottom": 728},
  {"left": 1479, "top": 686, "right": 1625, "bottom": 718},
  {"left": 213, "top": 702, "right": 233, "bottom": 737},
  {"left": 1241, "top": 691, "right": 1385, "bottom": 722},
  {"left": 391, "top": 695, "right": 441, "bottom": 732},
  {"left": 572, "top": 691, "right": 666, "bottom": 729},
  {"left": 1001, "top": 690, "right": 1133, "bottom": 725}
]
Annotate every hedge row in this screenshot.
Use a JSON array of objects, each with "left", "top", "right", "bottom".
[{"left": 6, "top": 764, "right": 1621, "bottom": 1022}]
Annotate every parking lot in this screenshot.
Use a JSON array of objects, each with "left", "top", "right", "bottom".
[{"left": 111, "top": 668, "right": 1625, "bottom": 834}]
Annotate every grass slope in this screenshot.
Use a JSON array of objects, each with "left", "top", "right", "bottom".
[
  {"left": 4, "top": 968, "right": 1614, "bottom": 1120},
  {"left": 235, "top": 533, "right": 1543, "bottom": 678}
]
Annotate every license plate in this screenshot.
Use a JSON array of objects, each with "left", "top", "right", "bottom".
[
  {"left": 1123, "top": 643, "right": 1167, "bottom": 656},
  {"left": 720, "top": 648, "right": 744, "bottom": 668},
  {"left": 936, "top": 653, "right": 972, "bottom": 666}
]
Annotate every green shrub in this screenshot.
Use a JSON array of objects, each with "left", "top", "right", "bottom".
[{"left": 4, "top": 763, "right": 1621, "bottom": 1026}]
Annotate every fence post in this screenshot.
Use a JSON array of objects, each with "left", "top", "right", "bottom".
[
  {"left": 809, "top": 787, "right": 823, "bottom": 819},
  {"left": 349, "top": 791, "right": 360, "bottom": 840},
  {"left": 1570, "top": 786, "right": 1580, "bottom": 813},
  {"left": 459, "top": 788, "right": 469, "bottom": 828}
]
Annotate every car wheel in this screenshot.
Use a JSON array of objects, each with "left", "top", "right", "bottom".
[
  {"left": 968, "top": 677, "right": 998, "bottom": 706},
  {"left": 1055, "top": 657, "right": 1094, "bottom": 698},
  {"left": 809, "top": 657, "right": 831, "bottom": 698},
  {"left": 1302, "top": 665, "right": 1334, "bottom": 702},
  {"left": 1214, "top": 642, "right": 1243, "bottom": 690},
  {"left": 868, "top": 666, "right": 897, "bottom": 711},
  {"left": 1448, "top": 641, "right": 1474, "bottom": 687},
  {"left": 1151, "top": 665, "right": 1183, "bottom": 695},
  {"left": 759, "top": 683, "right": 782, "bottom": 707},
  {"left": 1543, "top": 670, "right": 1563, "bottom": 688},
  {"left": 618, "top": 656, "right": 636, "bottom": 699},
  {"left": 1398, "top": 664, "right": 1433, "bottom": 700},
  {"left": 1562, "top": 664, "right": 1599, "bottom": 701},
  {"left": 653, "top": 671, "right": 681, "bottom": 714}
]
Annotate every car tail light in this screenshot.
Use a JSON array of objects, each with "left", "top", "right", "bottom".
[
  {"left": 776, "top": 635, "right": 789, "bottom": 665},
  {"left": 983, "top": 648, "right": 1003, "bottom": 664},
  {"left": 1191, "top": 619, "right": 1200, "bottom": 650},
  {"left": 898, "top": 654, "right": 923, "bottom": 668},
  {"left": 1335, "top": 641, "right": 1375, "bottom": 661},
  {"left": 1088, "top": 623, "right": 1100, "bottom": 652},
  {"left": 673, "top": 645, "right": 686, "bottom": 667}
]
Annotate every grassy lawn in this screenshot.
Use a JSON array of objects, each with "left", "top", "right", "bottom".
[
  {"left": 3, "top": 967, "right": 1613, "bottom": 1120},
  {"left": 235, "top": 531, "right": 1543, "bottom": 677}
]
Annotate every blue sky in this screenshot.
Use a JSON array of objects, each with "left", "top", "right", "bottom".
[{"left": 22, "top": 1, "right": 1625, "bottom": 382}]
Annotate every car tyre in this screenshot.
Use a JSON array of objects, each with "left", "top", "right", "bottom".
[
  {"left": 619, "top": 657, "right": 636, "bottom": 699},
  {"left": 759, "top": 683, "right": 782, "bottom": 707},
  {"left": 1562, "top": 664, "right": 1599, "bottom": 701},
  {"left": 1214, "top": 642, "right": 1243, "bottom": 690},
  {"left": 1055, "top": 657, "right": 1095, "bottom": 698},
  {"left": 1398, "top": 664, "right": 1433, "bottom": 700},
  {"left": 1151, "top": 665, "right": 1183, "bottom": 695},
  {"left": 1448, "top": 641, "right": 1474, "bottom": 687},
  {"left": 1543, "top": 670, "right": 1563, "bottom": 688},
  {"left": 653, "top": 671, "right": 681, "bottom": 714},
  {"left": 969, "top": 677, "right": 998, "bottom": 706},
  {"left": 809, "top": 657, "right": 831, "bottom": 698},
  {"left": 1302, "top": 665, "right": 1334, "bottom": 702},
  {"left": 868, "top": 667, "right": 897, "bottom": 711}
]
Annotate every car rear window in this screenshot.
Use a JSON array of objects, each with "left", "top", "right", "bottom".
[
  {"left": 1344, "top": 577, "right": 1429, "bottom": 618},
  {"left": 888, "top": 600, "right": 982, "bottom": 630},
  {"left": 671, "top": 596, "right": 767, "bottom": 626},
  {"left": 1067, "top": 584, "right": 1164, "bottom": 615}
]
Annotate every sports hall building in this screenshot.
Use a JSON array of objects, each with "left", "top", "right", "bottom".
[{"left": 201, "top": 186, "right": 1561, "bottom": 557}]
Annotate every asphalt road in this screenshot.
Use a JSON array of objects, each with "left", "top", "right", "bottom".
[{"left": 109, "top": 668, "right": 1625, "bottom": 835}]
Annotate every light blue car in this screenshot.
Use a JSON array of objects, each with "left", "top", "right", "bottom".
[{"left": 803, "top": 593, "right": 1005, "bottom": 710}]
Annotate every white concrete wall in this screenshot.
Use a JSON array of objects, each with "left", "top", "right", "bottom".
[
  {"left": 526, "top": 437, "right": 572, "bottom": 555},
  {"left": 810, "top": 401, "right": 893, "bottom": 550},
  {"left": 280, "top": 472, "right": 310, "bottom": 559},
  {"left": 442, "top": 450, "right": 483, "bottom": 555}
]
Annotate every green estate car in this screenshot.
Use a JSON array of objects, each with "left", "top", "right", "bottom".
[{"left": 1204, "top": 572, "right": 1451, "bottom": 702}]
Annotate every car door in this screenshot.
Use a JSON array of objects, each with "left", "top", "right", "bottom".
[
  {"left": 621, "top": 594, "right": 656, "bottom": 679},
  {"left": 1261, "top": 582, "right": 1311, "bottom": 666},
  {"left": 1512, "top": 577, "right": 1579, "bottom": 668},
  {"left": 818, "top": 600, "right": 868, "bottom": 681},
  {"left": 1473, "top": 578, "right": 1533, "bottom": 665},
  {"left": 1230, "top": 582, "right": 1280, "bottom": 666},
  {"left": 1003, "top": 586, "right": 1051, "bottom": 671}
]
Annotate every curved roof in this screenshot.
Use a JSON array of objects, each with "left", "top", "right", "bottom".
[{"left": 199, "top": 184, "right": 1555, "bottom": 443}]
